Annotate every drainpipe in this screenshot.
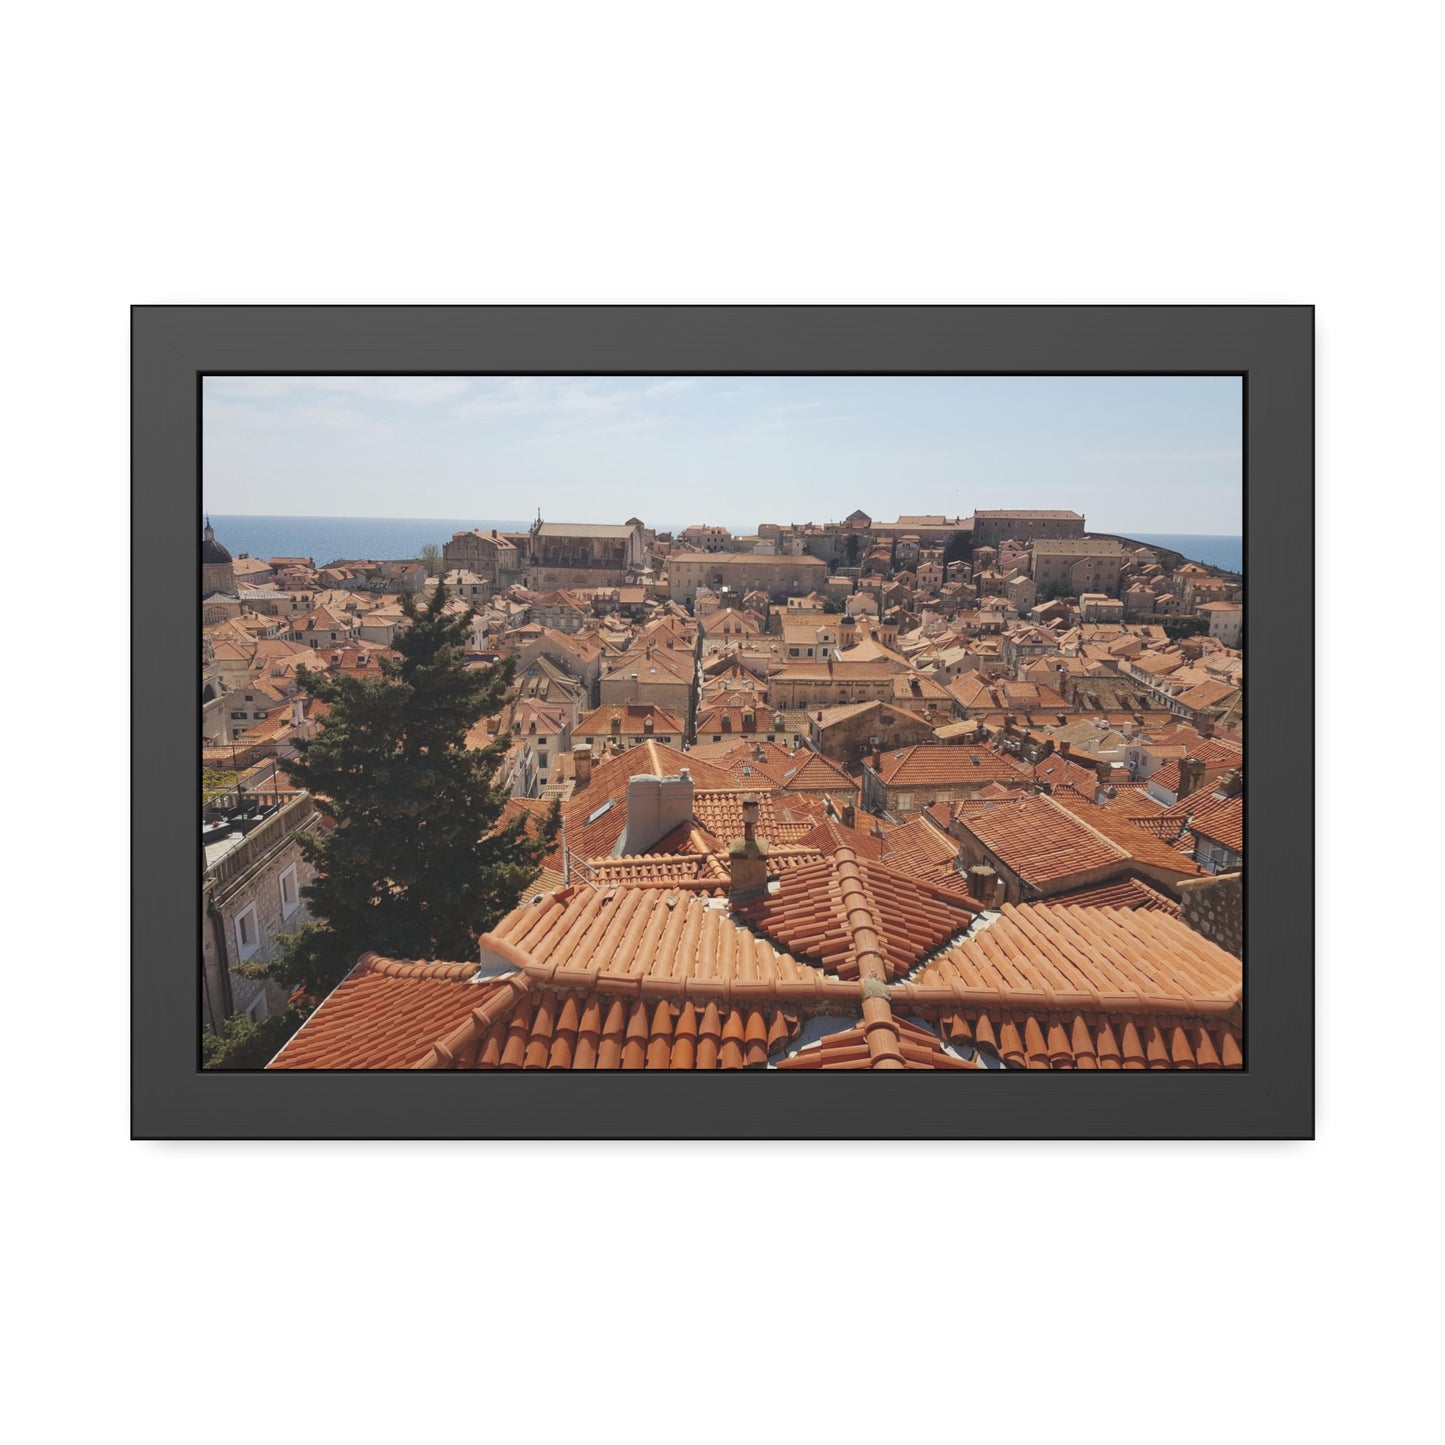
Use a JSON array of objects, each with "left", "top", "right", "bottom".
[{"left": 205, "top": 896, "right": 234, "bottom": 1029}]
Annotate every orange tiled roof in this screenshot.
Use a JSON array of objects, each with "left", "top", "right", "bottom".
[
  {"left": 957, "top": 793, "right": 1131, "bottom": 890},
  {"left": 874, "top": 744, "right": 1029, "bottom": 789},
  {"left": 575, "top": 703, "right": 687, "bottom": 737},
  {"left": 776, "top": 1016, "right": 980, "bottom": 1070},
  {"left": 774, "top": 751, "right": 856, "bottom": 793},
  {"left": 582, "top": 847, "right": 824, "bottom": 891},
  {"left": 794, "top": 817, "right": 889, "bottom": 860},
  {"left": 880, "top": 816, "right": 960, "bottom": 872},
  {"left": 1179, "top": 792, "right": 1243, "bottom": 854},
  {"left": 268, "top": 957, "right": 519, "bottom": 1069},
  {"left": 1050, "top": 876, "right": 1181, "bottom": 915},
  {"left": 1053, "top": 794, "right": 1206, "bottom": 878},
  {"left": 733, "top": 849, "right": 979, "bottom": 980},
  {"left": 689, "top": 789, "right": 819, "bottom": 844},
  {"left": 898, "top": 903, "right": 1242, "bottom": 1069}
]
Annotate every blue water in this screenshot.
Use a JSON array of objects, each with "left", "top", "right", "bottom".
[
  {"left": 205, "top": 516, "right": 1244, "bottom": 577},
  {"left": 1129, "top": 534, "right": 1243, "bottom": 573},
  {"left": 204, "top": 515, "right": 532, "bottom": 567},
  {"left": 205, "top": 513, "right": 725, "bottom": 566}
]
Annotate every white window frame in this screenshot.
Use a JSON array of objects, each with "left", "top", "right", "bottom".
[
  {"left": 234, "top": 903, "right": 260, "bottom": 960},
  {"left": 278, "top": 863, "right": 301, "bottom": 920},
  {"left": 245, "top": 992, "right": 270, "bottom": 1024}
]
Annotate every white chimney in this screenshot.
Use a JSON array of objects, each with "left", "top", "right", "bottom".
[{"left": 615, "top": 773, "right": 695, "bottom": 856}]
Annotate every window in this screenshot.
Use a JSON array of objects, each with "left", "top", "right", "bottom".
[
  {"left": 231, "top": 710, "right": 247, "bottom": 720},
  {"left": 234, "top": 904, "right": 260, "bottom": 960},
  {"left": 279, "top": 863, "right": 301, "bottom": 919},
  {"left": 245, "top": 993, "right": 270, "bottom": 1024}
]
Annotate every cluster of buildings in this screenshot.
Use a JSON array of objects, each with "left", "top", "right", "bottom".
[{"left": 199, "top": 506, "right": 1245, "bottom": 1068}]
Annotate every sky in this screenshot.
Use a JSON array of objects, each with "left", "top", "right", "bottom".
[{"left": 202, "top": 374, "right": 1242, "bottom": 534}]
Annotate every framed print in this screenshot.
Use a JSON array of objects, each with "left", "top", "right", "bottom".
[{"left": 133, "top": 304, "right": 1313, "bottom": 1138}]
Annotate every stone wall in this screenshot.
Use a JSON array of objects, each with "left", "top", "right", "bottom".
[
  {"left": 1177, "top": 870, "right": 1243, "bottom": 958},
  {"left": 811, "top": 703, "right": 934, "bottom": 765},
  {"left": 202, "top": 798, "right": 321, "bottom": 1031}
]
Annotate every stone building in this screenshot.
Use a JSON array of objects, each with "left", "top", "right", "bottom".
[
  {"left": 440, "top": 568, "right": 490, "bottom": 605},
  {"left": 201, "top": 519, "right": 237, "bottom": 598},
  {"left": 667, "top": 551, "right": 829, "bottom": 605},
  {"left": 527, "top": 519, "right": 649, "bottom": 590},
  {"left": 860, "top": 744, "right": 1029, "bottom": 816},
  {"left": 1030, "top": 537, "right": 1128, "bottom": 597},
  {"left": 972, "top": 509, "right": 1086, "bottom": 547},
  {"left": 808, "top": 699, "right": 937, "bottom": 767},
  {"left": 598, "top": 642, "right": 699, "bottom": 736},
  {"left": 678, "top": 523, "right": 733, "bottom": 552},
  {"left": 575, "top": 704, "right": 687, "bottom": 754},
  {"left": 202, "top": 791, "right": 321, "bottom": 1033},
  {"left": 767, "top": 659, "right": 899, "bottom": 711},
  {"left": 1197, "top": 600, "right": 1243, "bottom": 647},
  {"left": 442, "top": 528, "right": 523, "bottom": 588},
  {"left": 1177, "top": 871, "right": 1243, "bottom": 957}
]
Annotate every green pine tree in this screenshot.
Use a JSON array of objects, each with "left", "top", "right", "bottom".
[{"left": 246, "top": 582, "right": 560, "bottom": 996}]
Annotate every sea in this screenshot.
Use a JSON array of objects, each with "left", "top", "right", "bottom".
[
  {"left": 206, "top": 515, "right": 532, "bottom": 567},
  {"left": 206, "top": 515, "right": 1243, "bottom": 575},
  {"left": 1128, "top": 534, "right": 1243, "bottom": 574}
]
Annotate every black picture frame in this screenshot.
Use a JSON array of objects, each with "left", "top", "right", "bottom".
[{"left": 134, "top": 304, "right": 1312, "bottom": 1139}]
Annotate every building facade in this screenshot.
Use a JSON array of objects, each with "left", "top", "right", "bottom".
[
  {"left": 1031, "top": 537, "right": 1128, "bottom": 597},
  {"left": 526, "top": 520, "right": 649, "bottom": 590},
  {"left": 667, "top": 552, "right": 829, "bottom": 605},
  {"left": 973, "top": 510, "right": 1085, "bottom": 547}
]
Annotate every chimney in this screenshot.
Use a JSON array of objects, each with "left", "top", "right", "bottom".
[
  {"left": 1059, "top": 740, "right": 1071, "bottom": 763},
  {"left": 728, "top": 793, "right": 770, "bottom": 902},
  {"left": 1095, "top": 758, "right": 1112, "bottom": 786},
  {"left": 841, "top": 802, "right": 856, "bottom": 829},
  {"left": 618, "top": 771, "right": 696, "bottom": 855},
  {"left": 572, "top": 744, "right": 593, "bottom": 787},
  {"left": 967, "top": 863, "right": 998, "bottom": 907},
  {"left": 1178, "top": 756, "right": 1206, "bottom": 799}
]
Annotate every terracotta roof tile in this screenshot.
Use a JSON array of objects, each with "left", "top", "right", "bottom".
[
  {"left": 956, "top": 793, "right": 1132, "bottom": 890},
  {"left": 1177, "top": 792, "right": 1244, "bottom": 855},
  {"left": 267, "top": 955, "right": 523, "bottom": 1069},
  {"left": 794, "top": 817, "right": 889, "bottom": 860},
  {"left": 1050, "top": 875, "right": 1181, "bottom": 914},
  {"left": 777, "top": 1016, "right": 980, "bottom": 1070},
  {"left": 875, "top": 744, "right": 1030, "bottom": 788},
  {"left": 733, "top": 849, "right": 979, "bottom": 981},
  {"left": 896, "top": 902, "right": 1242, "bottom": 1069}
]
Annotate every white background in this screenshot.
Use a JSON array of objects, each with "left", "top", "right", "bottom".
[{"left": 8, "top": 3, "right": 1435, "bottom": 1442}]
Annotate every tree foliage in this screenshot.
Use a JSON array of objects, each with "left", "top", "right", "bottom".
[
  {"left": 202, "top": 1009, "right": 302, "bottom": 1070},
  {"left": 1161, "top": 614, "right": 1209, "bottom": 641},
  {"left": 943, "top": 530, "right": 973, "bottom": 567},
  {"left": 418, "top": 542, "right": 443, "bottom": 576},
  {"left": 245, "top": 583, "right": 560, "bottom": 996}
]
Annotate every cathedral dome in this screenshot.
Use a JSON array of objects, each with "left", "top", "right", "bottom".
[{"left": 202, "top": 520, "right": 232, "bottom": 565}]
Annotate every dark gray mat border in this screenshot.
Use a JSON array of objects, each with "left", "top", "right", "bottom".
[{"left": 133, "top": 305, "right": 1312, "bottom": 1139}]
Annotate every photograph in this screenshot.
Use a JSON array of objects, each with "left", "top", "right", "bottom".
[{"left": 198, "top": 372, "right": 1246, "bottom": 1074}]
